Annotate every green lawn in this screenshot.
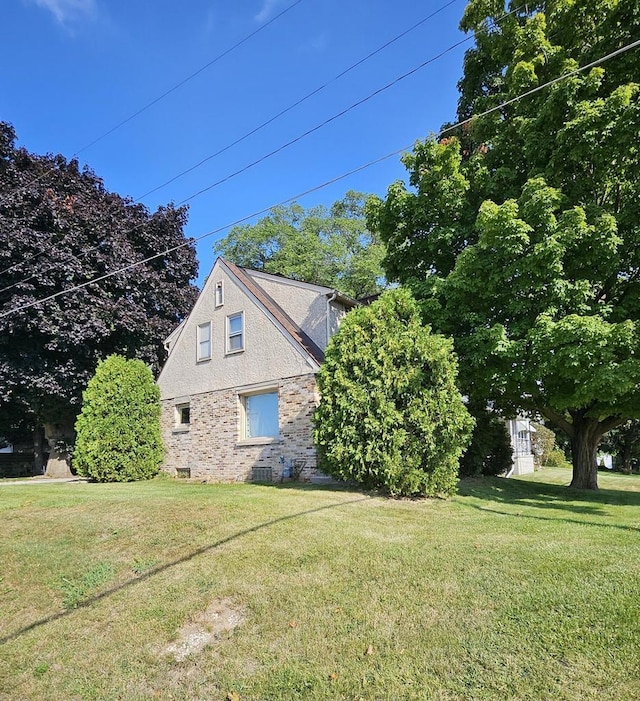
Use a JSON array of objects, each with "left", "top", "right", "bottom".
[{"left": 1, "top": 468, "right": 639, "bottom": 700}]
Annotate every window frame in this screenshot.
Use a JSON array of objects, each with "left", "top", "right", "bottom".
[
  {"left": 226, "top": 312, "right": 244, "bottom": 354},
  {"left": 238, "top": 388, "right": 280, "bottom": 444},
  {"left": 215, "top": 280, "right": 224, "bottom": 308},
  {"left": 175, "top": 403, "right": 190, "bottom": 428},
  {"left": 197, "top": 321, "right": 212, "bottom": 361}
]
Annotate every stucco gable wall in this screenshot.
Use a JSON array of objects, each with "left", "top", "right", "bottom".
[
  {"left": 158, "top": 264, "right": 314, "bottom": 401},
  {"left": 247, "top": 275, "right": 329, "bottom": 351}
]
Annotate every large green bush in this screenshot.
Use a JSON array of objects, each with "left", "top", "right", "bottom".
[
  {"left": 314, "top": 288, "right": 473, "bottom": 497},
  {"left": 74, "top": 355, "right": 164, "bottom": 482}
]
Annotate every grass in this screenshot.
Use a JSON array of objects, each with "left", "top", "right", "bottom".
[{"left": 0, "top": 468, "right": 639, "bottom": 700}]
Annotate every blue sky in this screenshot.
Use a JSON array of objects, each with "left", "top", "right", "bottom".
[{"left": 3, "top": 0, "right": 469, "bottom": 286}]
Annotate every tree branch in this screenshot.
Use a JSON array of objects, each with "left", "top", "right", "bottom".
[
  {"left": 597, "top": 415, "right": 628, "bottom": 438},
  {"left": 540, "top": 406, "right": 574, "bottom": 438}
]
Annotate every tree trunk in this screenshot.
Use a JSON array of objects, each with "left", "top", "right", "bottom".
[
  {"left": 569, "top": 417, "right": 600, "bottom": 489},
  {"left": 43, "top": 421, "right": 74, "bottom": 478},
  {"left": 33, "top": 427, "right": 44, "bottom": 476}
]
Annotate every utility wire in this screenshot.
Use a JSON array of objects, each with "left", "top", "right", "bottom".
[
  {"left": 0, "top": 0, "right": 472, "bottom": 286},
  {"left": 2, "top": 35, "right": 638, "bottom": 320},
  {"left": 136, "top": 0, "right": 462, "bottom": 200},
  {"left": 176, "top": 33, "right": 475, "bottom": 206},
  {"left": 0, "top": 0, "right": 307, "bottom": 211},
  {"left": 0, "top": 0, "right": 464, "bottom": 281},
  {"left": 77, "top": 0, "right": 307, "bottom": 155}
]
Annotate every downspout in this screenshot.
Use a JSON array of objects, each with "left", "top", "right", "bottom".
[{"left": 326, "top": 291, "right": 337, "bottom": 347}]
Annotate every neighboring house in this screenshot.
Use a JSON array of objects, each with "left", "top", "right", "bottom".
[
  {"left": 157, "top": 258, "right": 356, "bottom": 482},
  {"left": 507, "top": 418, "right": 535, "bottom": 476}
]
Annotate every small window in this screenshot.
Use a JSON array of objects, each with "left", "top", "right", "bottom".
[
  {"left": 215, "top": 280, "right": 224, "bottom": 307},
  {"left": 176, "top": 404, "right": 190, "bottom": 426},
  {"left": 242, "top": 391, "right": 279, "bottom": 439},
  {"left": 197, "top": 322, "right": 211, "bottom": 361},
  {"left": 227, "top": 312, "right": 244, "bottom": 353}
]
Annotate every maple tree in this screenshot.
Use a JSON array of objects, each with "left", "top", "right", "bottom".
[{"left": 368, "top": 0, "right": 640, "bottom": 489}]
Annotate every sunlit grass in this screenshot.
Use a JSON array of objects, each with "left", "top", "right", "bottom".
[{"left": 0, "top": 469, "right": 638, "bottom": 700}]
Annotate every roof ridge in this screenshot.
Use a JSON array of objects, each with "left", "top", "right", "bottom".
[{"left": 223, "top": 259, "right": 325, "bottom": 365}]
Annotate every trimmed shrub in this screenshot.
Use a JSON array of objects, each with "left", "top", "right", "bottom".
[
  {"left": 314, "top": 288, "right": 473, "bottom": 497},
  {"left": 74, "top": 355, "right": 164, "bottom": 482},
  {"left": 531, "top": 422, "right": 557, "bottom": 467},
  {"left": 545, "top": 449, "right": 571, "bottom": 468}
]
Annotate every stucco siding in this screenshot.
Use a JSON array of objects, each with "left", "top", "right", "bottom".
[
  {"left": 247, "top": 273, "right": 330, "bottom": 350},
  {"left": 158, "top": 265, "right": 315, "bottom": 400}
]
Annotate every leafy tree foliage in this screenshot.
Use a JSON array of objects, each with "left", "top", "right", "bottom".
[
  {"left": 314, "top": 289, "right": 473, "bottom": 497},
  {"left": 530, "top": 421, "right": 557, "bottom": 468},
  {"left": 600, "top": 420, "right": 640, "bottom": 473},
  {"left": 74, "top": 355, "right": 164, "bottom": 482},
  {"left": 367, "top": 0, "right": 640, "bottom": 489},
  {"left": 0, "top": 122, "right": 198, "bottom": 460},
  {"left": 215, "top": 191, "right": 386, "bottom": 299},
  {"left": 459, "top": 403, "right": 513, "bottom": 477}
]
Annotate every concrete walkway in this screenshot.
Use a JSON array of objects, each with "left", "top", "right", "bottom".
[{"left": 0, "top": 477, "right": 89, "bottom": 486}]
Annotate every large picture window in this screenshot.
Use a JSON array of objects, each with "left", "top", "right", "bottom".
[
  {"left": 197, "top": 322, "right": 211, "bottom": 361},
  {"left": 242, "top": 391, "right": 279, "bottom": 439}
]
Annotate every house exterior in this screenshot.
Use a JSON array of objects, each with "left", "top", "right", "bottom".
[
  {"left": 507, "top": 418, "right": 535, "bottom": 476},
  {"left": 157, "top": 258, "right": 355, "bottom": 482}
]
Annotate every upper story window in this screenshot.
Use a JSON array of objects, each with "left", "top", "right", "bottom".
[
  {"left": 227, "top": 312, "right": 244, "bottom": 353},
  {"left": 215, "top": 281, "right": 224, "bottom": 307},
  {"left": 197, "top": 321, "right": 211, "bottom": 361}
]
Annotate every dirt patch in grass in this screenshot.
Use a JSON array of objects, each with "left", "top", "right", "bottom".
[{"left": 164, "top": 598, "right": 244, "bottom": 662}]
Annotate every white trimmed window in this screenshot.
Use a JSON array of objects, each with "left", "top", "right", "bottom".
[
  {"left": 175, "top": 403, "right": 190, "bottom": 427},
  {"left": 197, "top": 321, "right": 212, "bottom": 361},
  {"left": 241, "top": 391, "right": 279, "bottom": 439},
  {"left": 215, "top": 280, "right": 224, "bottom": 307},
  {"left": 227, "top": 312, "right": 244, "bottom": 353}
]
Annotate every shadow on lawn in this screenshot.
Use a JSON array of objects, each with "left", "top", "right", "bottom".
[
  {"left": 457, "top": 475, "right": 640, "bottom": 532},
  {"left": 0, "top": 495, "right": 368, "bottom": 646}
]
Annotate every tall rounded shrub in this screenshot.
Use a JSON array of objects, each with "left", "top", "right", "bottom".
[
  {"left": 314, "top": 288, "right": 473, "bottom": 497},
  {"left": 74, "top": 355, "right": 164, "bottom": 482}
]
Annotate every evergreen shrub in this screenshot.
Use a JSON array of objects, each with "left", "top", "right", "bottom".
[
  {"left": 314, "top": 289, "right": 473, "bottom": 497},
  {"left": 74, "top": 355, "right": 164, "bottom": 482}
]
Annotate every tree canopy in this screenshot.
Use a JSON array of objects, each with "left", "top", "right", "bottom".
[
  {"left": 214, "top": 191, "right": 386, "bottom": 299},
  {"left": 314, "top": 288, "right": 473, "bottom": 497},
  {"left": 0, "top": 122, "right": 198, "bottom": 458},
  {"left": 367, "top": 0, "right": 640, "bottom": 489}
]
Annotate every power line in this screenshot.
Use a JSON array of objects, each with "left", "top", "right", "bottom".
[
  {"left": 77, "top": 0, "right": 307, "bottom": 155},
  {"left": 3, "top": 35, "right": 638, "bottom": 320},
  {"left": 0, "top": 0, "right": 307, "bottom": 210},
  {"left": 0, "top": 0, "right": 463, "bottom": 282},
  {"left": 177, "top": 32, "right": 475, "bottom": 204},
  {"left": 136, "top": 0, "right": 462, "bottom": 201},
  {"left": 0, "top": 1, "right": 472, "bottom": 287}
]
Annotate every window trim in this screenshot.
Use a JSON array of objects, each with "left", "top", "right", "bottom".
[
  {"left": 197, "top": 321, "right": 212, "bottom": 362},
  {"left": 237, "top": 388, "right": 280, "bottom": 445},
  {"left": 226, "top": 311, "right": 244, "bottom": 354},
  {"left": 173, "top": 401, "right": 191, "bottom": 433},
  {"left": 215, "top": 280, "right": 224, "bottom": 307}
]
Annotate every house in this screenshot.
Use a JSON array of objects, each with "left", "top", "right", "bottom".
[
  {"left": 507, "top": 418, "right": 535, "bottom": 476},
  {"left": 157, "top": 258, "right": 356, "bottom": 482}
]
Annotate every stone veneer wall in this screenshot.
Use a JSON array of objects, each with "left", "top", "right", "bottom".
[{"left": 160, "top": 373, "right": 319, "bottom": 482}]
